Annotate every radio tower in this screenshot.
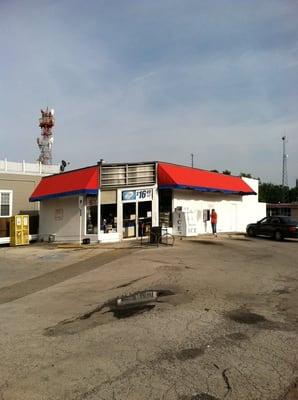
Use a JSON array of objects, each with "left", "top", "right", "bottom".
[
  {"left": 282, "top": 135, "right": 288, "bottom": 202},
  {"left": 37, "top": 107, "right": 55, "bottom": 165}
]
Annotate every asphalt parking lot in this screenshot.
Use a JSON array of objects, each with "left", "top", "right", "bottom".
[{"left": 0, "top": 236, "right": 297, "bottom": 400}]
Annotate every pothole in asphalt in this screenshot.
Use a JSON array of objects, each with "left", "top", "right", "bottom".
[
  {"left": 44, "top": 289, "right": 175, "bottom": 336},
  {"left": 226, "top": 309, "right": 267, "bottom": 324},
  {"left": 112, "top": 304, "right": 156, "bottom": 319}
]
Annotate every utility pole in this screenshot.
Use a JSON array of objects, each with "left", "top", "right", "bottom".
[
  {"left": 282, "top": 136, "right": 288, "bottom": 202},
  {"left": 191, "top": 153, "right": 194, "bottom": 168}
]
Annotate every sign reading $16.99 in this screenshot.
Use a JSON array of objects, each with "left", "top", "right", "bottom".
[
  {"left": 122, "top": 189, "right": 152, "bottom": 202},
  {"left": 136, "top": 189, "right": 152, "bottom": 201}
]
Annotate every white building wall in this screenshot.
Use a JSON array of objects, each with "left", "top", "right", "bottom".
[
  {"left": 39, "top": 196, "right": 97, "bottom": 242},
  {"left": 238, "top": 177, "right": 266, "bottom": 231},
  {"left": 172, "top": 178, "right": 266, "bottom": 234}
]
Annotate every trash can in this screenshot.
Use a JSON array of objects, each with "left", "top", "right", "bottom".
[{"left": 150, "top": 226, "right": 162, "bottom": 244}]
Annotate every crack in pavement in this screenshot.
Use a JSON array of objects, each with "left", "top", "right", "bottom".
[
  {"left": 114, "top": 274, "right": 154, "bottom": 289},
  {"left": 222, "top": 368, "right": 232, "bottom": 398}
]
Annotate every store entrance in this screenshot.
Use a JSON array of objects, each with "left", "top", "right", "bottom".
[
  {"left": 123, "top": 203, "right": 136, "bottom": 238},
  {"left": 122, "top": 201, "right": 152, "bottom": 239},
  {"left": 138, "top": 201, "right": 152, "bottom": 237}
]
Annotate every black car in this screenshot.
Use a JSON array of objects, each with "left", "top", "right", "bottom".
[{"left": 246, "top": 216, "right": 298, "bottom": 240}]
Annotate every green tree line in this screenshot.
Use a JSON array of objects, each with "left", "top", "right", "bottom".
[
  {"left": 209, "top": 168, "right": 298, "bottom": 203},
  {"left": 259, "top": 183, "right": 298, "bottom": 203}
]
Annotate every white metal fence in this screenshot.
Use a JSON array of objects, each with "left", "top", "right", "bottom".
[{"left": 0, "top": 159, "right": 60, "bottom": 176}]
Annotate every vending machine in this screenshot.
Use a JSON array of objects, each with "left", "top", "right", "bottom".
[{"left": 173, "top": 207, "right": 198, "bottom": 236}]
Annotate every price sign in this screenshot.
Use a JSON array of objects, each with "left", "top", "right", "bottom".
[
  {"left": 122, "top": 189, "right": 152, "bottom": 202},
  {"left": 136, "top": 189, "right": 152, "bottom": 201}
]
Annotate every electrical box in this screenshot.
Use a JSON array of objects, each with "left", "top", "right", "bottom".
[{"left": 10, "top": 215, "right": 29, "bottom": 246}]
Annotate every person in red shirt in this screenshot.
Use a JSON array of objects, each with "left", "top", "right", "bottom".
[{"left": 211, "top": 209, "right": 217, "bottom": 236}]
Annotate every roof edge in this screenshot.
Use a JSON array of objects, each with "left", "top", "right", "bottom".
[
  {"left": 159, "top": 184, "right": 256, "bottom": 195},
  {"left": 30, "top": 189, "right": 98, "bottom": 202}
]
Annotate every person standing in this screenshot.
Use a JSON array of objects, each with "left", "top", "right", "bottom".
[{"left": 211, "top": 209, "right": 217, "bottom": 236}]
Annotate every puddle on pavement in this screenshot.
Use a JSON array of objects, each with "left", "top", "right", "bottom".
[
  {"left": 226, "top": 308, "right": 297, "bottom": 332},
  {"left": 44, "top": 289, "right": 174, "bottom": 336},
  {"left": 112, "top": 304, "right": 156, "bottom": 318},
  {"left": 226, "top": 309, "right": 267, "bottom": 324},
  {"left": 161, "top": 331, "right": 248, "bottom": 364}
]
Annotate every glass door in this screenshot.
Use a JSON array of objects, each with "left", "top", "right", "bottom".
[
  {"left": 123, "top": 203, "right": 136, "bottom": 238},
  {"left": 138, "top": 201, "right": 152, "bottom": 237}
]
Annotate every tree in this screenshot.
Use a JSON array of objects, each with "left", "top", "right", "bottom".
[
  {"left": 210, "top": 169, "right": 219, "bottom": 173},
  {"left": 240, "top": 172, "right": 252, "bottom": 178},
  {"left": 222, "top": 169, "right": 231, "bottom": 175},
  {"left": 289, "top": 187, "right": 298, "bottom": 202},
  {"left": 259, "top": 183, "right": 289, "bottom": 203}
]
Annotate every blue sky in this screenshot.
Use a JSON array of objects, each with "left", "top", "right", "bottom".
[{"left": 0, "top": 0, "right": 297, "bottom": 185}]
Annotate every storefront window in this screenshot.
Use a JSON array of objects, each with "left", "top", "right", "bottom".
[
  {"left": 138, "top": 201, "right": 152, "bottom": 236},
  {"left": 100, "top": 190, "right": 117, "bottom": 234},
  {"left": 86, "top": 196, "right": 98, "bottom": 234},
  {"left": 159, "top": 189, "right": 172, "bottom": 227},
  {"left": 101, "top": 204, "right": 117, "bottom": 233}
]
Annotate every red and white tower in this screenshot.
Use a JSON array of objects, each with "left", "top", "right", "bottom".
[{"left": 37, "top": 107, "right": 55, "bottom": 165}]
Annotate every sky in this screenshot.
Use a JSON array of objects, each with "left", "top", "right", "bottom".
[{"left": 0, "top": 0, "right": 297, "bottom": 186}]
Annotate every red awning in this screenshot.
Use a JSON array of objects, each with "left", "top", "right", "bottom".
[
  {"left": 30, "top": 166, "right": 99, "bottom": 201},
  {"left": 158, "top": 162, "right": 255, "bottom": 195}
]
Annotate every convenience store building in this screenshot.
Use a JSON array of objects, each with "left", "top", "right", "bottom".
[{"left": 29, "top": 161, "right": 266, "bottom": 243}]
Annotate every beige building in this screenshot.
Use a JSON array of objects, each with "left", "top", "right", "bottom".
[
  {"left": 0, "top": 159, "right": 59, "bottom": 243},
  {"left": 267, "top": 203, "right": 298, "bottom": 219}
]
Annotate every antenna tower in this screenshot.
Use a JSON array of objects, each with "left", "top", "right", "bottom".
[{"left": 37, "top": 107, "right": 55, "bottom": 165}]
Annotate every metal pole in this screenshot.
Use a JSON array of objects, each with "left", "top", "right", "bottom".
[
  {"left": 282, "top": 136, "right": 288, "bottom": 187},
  {"left": 282, "top": 136, "right": 288, "bottom": 202},
  {"left": 79, "top": 209, "right": 82, "bottom": 245},
  {"left": 78, "top": 196, "right": 83, "bottom": 245}
]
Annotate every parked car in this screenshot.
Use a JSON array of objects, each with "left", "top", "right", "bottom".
[{"left": 246, "top": 216, "right": 298, "bottom": 240}]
